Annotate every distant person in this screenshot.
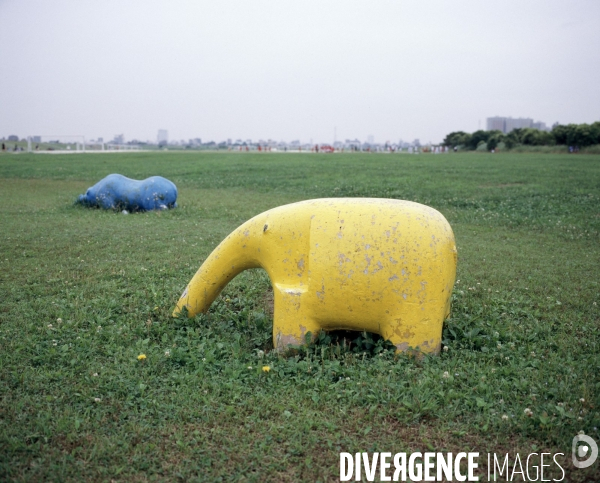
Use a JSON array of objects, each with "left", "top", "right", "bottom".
[
  {"left": 14, "top": 144, "right": 18, "bottom": 151},
  {"left": 1, "top": 142, "right": 5, "bottom": 151}
]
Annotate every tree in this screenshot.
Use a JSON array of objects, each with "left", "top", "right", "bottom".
[
  {"left": 441, "top": 123, "right": 599, "bottom": 152},
  {"left": 520, "top": 128, "right": 553, "bottom": 146},
  {"left": 569, "top": 124, "right": 597, "bottom": 147},
  {"left": 467, "top": 130, "right": 491, "bottom": 150},
  {"left": 443, "top": 131, "right": 470, "bottom": 148},
  {"left": 591, "top": 122, "right": 600, "bottom": 144},
  {"left": 504, "top": 128, "right": 525, "bottom": 148},
  {"left": 551, "top": 124, "right": 569, "bottom": 145},
  {"left": 487, "top": 132, "right": 505, "bottom": 151}
]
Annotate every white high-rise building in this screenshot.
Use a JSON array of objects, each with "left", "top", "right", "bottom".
[
  {"left": 157, "top": 129, "right": 168, "bottom": 144},
  {"left": 486, "top": 117, "right": 505, "bottom": 132},
  {"left": 486, "top": 116, "right": 548, "bottom": 133},
  {"left": 505, "top": 117, "right": 533, "bottom": 132}
]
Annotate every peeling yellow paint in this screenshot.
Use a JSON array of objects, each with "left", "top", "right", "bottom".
[{"left": 173, "top": 198, "right": 457, "bottom": 355}]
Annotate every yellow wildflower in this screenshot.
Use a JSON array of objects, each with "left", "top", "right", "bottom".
[
  {"left": 137, "top": 354, "right": 147, "bottom": 361},
  {"left": 262, "top": 365, "right": 271, "bottom": 372}
]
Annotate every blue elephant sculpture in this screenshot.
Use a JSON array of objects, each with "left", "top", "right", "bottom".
[{"left": 77, "top": 174, "right": 178, "bottom": 211}]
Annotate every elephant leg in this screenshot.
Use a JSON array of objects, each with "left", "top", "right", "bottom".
[
  {"left": 272, "top": 284, "right": 321, "bottom": 350},
  {"left": 381, "top": 305, "right": 445, "bottom": 355}
]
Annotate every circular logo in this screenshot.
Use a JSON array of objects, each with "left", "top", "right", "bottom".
[{"left": 572, "top": 435, "right": 598, "bottom": 469}]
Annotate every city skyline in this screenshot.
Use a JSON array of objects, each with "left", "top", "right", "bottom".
[{"left": 2, "top": 113, "right": 557, "bottom": 148}]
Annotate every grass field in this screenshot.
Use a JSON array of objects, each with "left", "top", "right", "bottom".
[{"left": 0, "top": 151, "right": 599, "bottom": 481}]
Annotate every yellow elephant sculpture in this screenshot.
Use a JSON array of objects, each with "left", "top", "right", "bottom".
[{"left": 173, "top": 198, "right": 457, "bottom": 354}]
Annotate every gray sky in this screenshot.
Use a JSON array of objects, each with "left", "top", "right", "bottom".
[{"left": 1, "top": 0, "right": 599, "bottom": 145}]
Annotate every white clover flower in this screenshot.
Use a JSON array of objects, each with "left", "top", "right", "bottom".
[
  {"left": 443, "top": 371, "right": 450, "bottom": 379},
  {"left": 524, "top": 408, "right": 533, "bottom": 417},
  {"left": 92, "top": 373, "right": 98, "bottom": 377},
  {"left": 580, "top": 398, "right": 585, "bottom": 403},
  {"left": 443, "top": 346, "right": 449, "bottom": 352},
  {"left": 257, "top": 350, "right": 265, "bottom": 359},
  {"left": 202, "top": 358, "right": 206, "bottom": 362},
  {"left": 47, "top": 324, "right": 53, "bottom": 329},
  {"left": 164, "top": 350, "right": 170, "bottom": 357},
  {"left": 94, "top": 397, "right": 101, "bottom": 403},
  {"left": 57, "top": 318, "right": 62, "bottom": 323},
  {"left": 247, "top": 366, "right": 252, "bottom": 370},
  {"left": 502, "top": 414, "right": 509, "bottom": 421}
]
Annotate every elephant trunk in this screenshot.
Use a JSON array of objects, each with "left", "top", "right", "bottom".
[{"left": 173, "top": 218, "right": 264, "bottom": 317}]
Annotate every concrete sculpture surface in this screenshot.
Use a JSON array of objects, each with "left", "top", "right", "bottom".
[
  {"left": 174, "top": 198, "right": 457, "bottom": 354},
  {"left": 77, "top": 174, "right": 177, "bottom": 211}
]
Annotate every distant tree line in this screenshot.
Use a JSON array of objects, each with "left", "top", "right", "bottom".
[{"left": 443, "top": 122, "right": 600, "bottom": 151}]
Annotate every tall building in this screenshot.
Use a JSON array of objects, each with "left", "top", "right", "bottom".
[
  {"left": 157, "top": 129, "right": 168, "bottom": 145},
  {"left": 505, "top": 117, "right": 533, "bottom": 132},
  {"left": 486, "top": 116, "right": 547, "bottom": 133},
  {"left": 486, "top": 117, "right": 505, "bottom": 132}
]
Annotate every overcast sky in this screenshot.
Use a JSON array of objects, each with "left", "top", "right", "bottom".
[{"left": 1, "top": 0, "right": 599, "bottom": 145}]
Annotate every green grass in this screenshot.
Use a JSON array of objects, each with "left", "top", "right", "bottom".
[{"left": 0, "top": 151, "right": 599, "bottom": 481}]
